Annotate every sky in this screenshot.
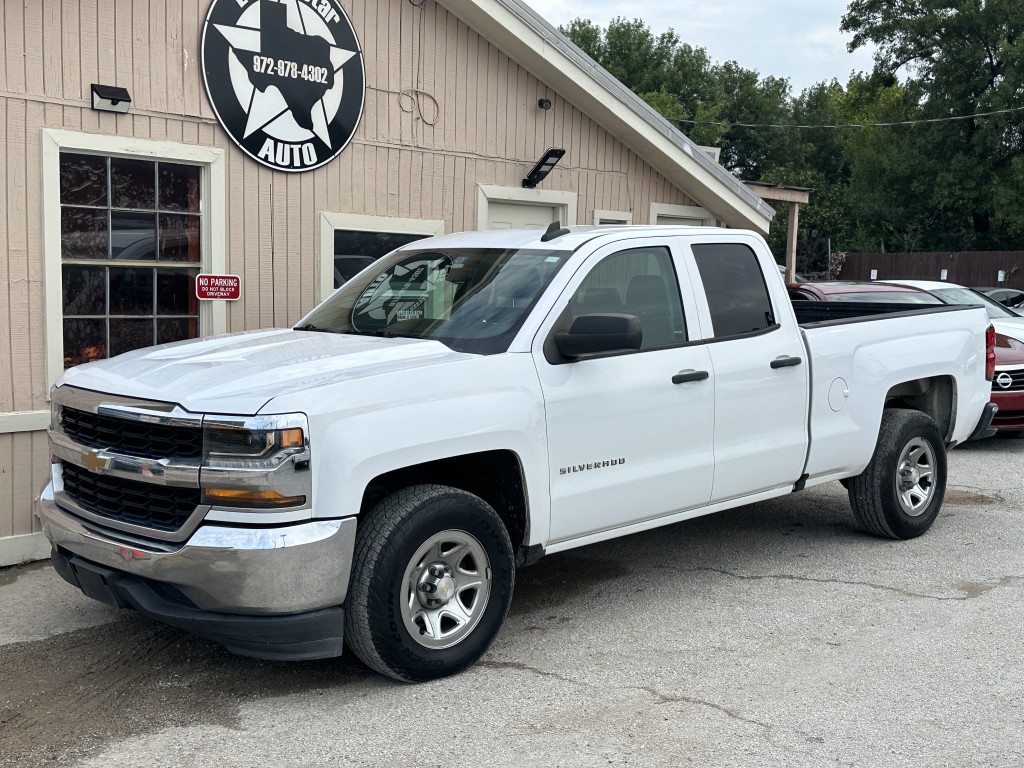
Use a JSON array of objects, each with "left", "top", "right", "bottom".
[{"left": 532, "top": 0, "right": 878, "bottom": 94}]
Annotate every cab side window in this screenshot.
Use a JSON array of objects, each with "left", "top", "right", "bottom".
[
  {"left": 691, "top": 243, "right": 776, "bottom": 338},
  {"left": 570, "top": 247, "right": 687, "bottom": 348}
]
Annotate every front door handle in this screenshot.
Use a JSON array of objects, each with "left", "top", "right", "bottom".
[
  {"left": 672, "top": 369, "right": 710, "bottom": 384},
  {"left": 770, "top": 355, "right": 803, "bottom": 369}
]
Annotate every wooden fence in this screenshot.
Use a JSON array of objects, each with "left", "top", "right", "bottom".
[{"left": 838, "top": 252, "right": 1024, "bottom": 290}]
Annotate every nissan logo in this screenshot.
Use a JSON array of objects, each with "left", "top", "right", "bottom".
[{"left": 996, "top": 372, "right": 1013, "bottom": 389}]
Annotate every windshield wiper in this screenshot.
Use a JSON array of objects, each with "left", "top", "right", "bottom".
[
  {"left": 298, "top": 323, "right": 406, "bottom": 339},
  {"left": 294, "top": 323, "right": 351, "bottom": 334}
]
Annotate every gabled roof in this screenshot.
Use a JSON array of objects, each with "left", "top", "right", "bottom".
[{"left": 441, "top": 0, "right": 776, "bottom": 233}]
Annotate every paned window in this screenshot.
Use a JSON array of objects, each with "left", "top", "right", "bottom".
[
  {"left": 333, "top": 230, "right": 429, "bottom": 287},
  {"left": 59, "top": 153, "right": 201, "bottom": 368}
]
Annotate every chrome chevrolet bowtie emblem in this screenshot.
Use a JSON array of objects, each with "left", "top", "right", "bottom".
[{"left": 81, "top": 449, "right": 109, "bottom": 472}]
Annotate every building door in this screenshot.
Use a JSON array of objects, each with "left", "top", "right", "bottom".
[
  {"left": 651, "top": 202, "right": 714, "bottom": 227},
  {"left": 486, "top": 201, "right": 560, "bottom": 230},
  {"left": 656, "top": 214, "right": 708, "bottom": 226}
]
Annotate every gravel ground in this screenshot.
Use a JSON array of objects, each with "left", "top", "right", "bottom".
[{"left": 2, "top": 437, "right": 1023, "bottom": 767}]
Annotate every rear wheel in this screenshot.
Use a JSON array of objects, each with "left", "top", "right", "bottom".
[
  {"left": 345, "top": 485, "right": 514, "bottom": 681},
  {"left": 848, "top": 409, "right": 946, "bottom": 539}
]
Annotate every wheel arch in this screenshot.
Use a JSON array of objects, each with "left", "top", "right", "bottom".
[
  {"left": 360, "top": 450, "right": 532, "bottom": 563},
  {"left": 883, "top": 375, "right": 956, "bottom": 443}
]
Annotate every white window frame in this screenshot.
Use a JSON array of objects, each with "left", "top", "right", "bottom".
[
  {"left": 475, "top": 184, "right": 577, "bottom": 231},
  {"left": 649, "top": 201, "right": 714, "bottom": 226},
  {"left": 41, "top": 129, "right": 226, "bottom": 392},
  {"left": 318, "top": 213, "right": 445, "bottom": 301},
  {"left": 593, "top": 209, "right": 633, "bottom": 225}
]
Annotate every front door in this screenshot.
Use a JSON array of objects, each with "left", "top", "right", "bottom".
[
  {"left": 486, "top": 201, "right": 560, "bottom": 230},
  {"left": 534, "top": 238, "right": 716, "bottom": 544}
]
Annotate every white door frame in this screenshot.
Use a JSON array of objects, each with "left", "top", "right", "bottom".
[
  {"left": 40, "top": 129, "right": 226, "bottom": 393},
  {"left": 650, "top": 201, "right": 714, "bottom": 226},
  {"left": 475, "top": 184, "right": 577, "bottom": 230}
]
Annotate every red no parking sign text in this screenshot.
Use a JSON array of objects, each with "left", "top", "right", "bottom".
[{"left": 195, "top": 274, "right": 241, "bottom": 301}]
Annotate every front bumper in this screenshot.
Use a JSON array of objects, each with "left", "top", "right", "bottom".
[
  {"left": 39, "top": 481, "right": 357, "bottom": 660},
  {"left": 51, "top": 548, "right": 344, "bottom": 660},
  {"left": 990, "top": 390, "right": 1024, "bottom": 432}
]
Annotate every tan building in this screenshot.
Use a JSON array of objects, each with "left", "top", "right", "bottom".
[{"left": 0, "top": 0, "right": 774, "bottom": 564}]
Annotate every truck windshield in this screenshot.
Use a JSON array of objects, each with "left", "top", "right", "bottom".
[{"left": 296, "top": 247, "right": 568, "bottom": 354}]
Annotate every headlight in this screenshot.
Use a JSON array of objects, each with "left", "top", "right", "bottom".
[
  {"left": 201, "top": 413, "right": 311, "bottom": 509},
  {"left": 204, "top": 425, "right": 305, "bottom": 466},
  {"left": 202, "top": 415, "right": 309, "bottom": 470}
]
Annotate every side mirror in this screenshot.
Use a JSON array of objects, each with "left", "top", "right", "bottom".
[{"left": 554, "top": 313, "right": 642, "bottom": 359}]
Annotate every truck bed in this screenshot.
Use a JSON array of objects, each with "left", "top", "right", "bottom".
[{"left": 793, "top": 301, "right": 976, "bottom": 326}]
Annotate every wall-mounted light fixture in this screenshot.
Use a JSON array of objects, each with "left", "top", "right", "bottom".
[
  {"left": 91, "top": 84, "right": 132, "bottom": 114},
  {"left": 522, "top": 147, "right": 565, "bottom": 189},
  {"left": 538, "top": 98, "right": 552, "bottom": 110}
]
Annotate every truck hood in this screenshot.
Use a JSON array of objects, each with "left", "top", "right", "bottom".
[{"left": 57, "top": 329, "right": 477, "bottom": 415}]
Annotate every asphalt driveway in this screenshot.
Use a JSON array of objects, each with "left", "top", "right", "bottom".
[{"left": 2, "top": 437, "right": 1022, "bottom": 767}]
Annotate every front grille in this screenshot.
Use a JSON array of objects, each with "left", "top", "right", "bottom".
[
  {"left": 61, "top": 462, "right": 201, "bottom": 532},
  {"left": 993, "top": 367, "right": 1024, "bottom": 392},
  {"left": 61, "top": 407, "right": 203, "bottom": 459}
]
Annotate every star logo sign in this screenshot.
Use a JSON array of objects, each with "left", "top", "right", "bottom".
[{"left": 202, "top": 0, "right": 365, "bottom": 172}]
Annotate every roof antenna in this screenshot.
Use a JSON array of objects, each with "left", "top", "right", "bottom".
[{"left": 540, "top": 220, "right": 571, "bottom": 242}]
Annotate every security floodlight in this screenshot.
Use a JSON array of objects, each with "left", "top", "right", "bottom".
[
  {"left": 91, "top": 84, "right": 132, "bottom": 114},
  {"left": 522, "top": 148, "right": 565, "bottom": 189}
]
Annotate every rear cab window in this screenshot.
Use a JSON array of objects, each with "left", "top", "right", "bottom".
[{"left": 690, "top": 242, "right": 777, "bottom": 339}]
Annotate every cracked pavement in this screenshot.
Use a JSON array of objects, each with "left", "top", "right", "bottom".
[{"left": 2, "top": 437, "right": 1023, "bottom": 767}]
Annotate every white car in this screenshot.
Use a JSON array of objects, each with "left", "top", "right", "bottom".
[{"left": 879, "top": 279, "right": 1024, "bottom": 337}]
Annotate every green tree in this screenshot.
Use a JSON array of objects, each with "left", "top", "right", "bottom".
[
  {"left": 559, "top": 18, "right": 796, "bottom": 178},
  {"left": 842, "top": 0, "right": 1024, "bottom": 248}
]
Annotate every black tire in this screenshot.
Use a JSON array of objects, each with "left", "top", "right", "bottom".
[
  {"left": 345, "top": 484, "right": 514, "bottom": 682},
  {"left": 848, "top": 409, "right": 947, "bottom": 540}
]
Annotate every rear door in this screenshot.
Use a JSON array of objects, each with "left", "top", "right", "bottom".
[
  {"left": 533, "top": 237, "right": 716, "bottom": 544},
  {"left": 681, "top": 239, "right": 809, "bottom": 502}
]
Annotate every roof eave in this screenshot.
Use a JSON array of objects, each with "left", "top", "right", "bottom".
[{"left": 439, "top": 0, "right": 775, "bottom": 233}]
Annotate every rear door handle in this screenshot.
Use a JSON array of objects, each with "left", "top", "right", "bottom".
[
  {"left": 672, "top": 369, "right": 710, "bottom": 384},
  {"left": 770, "top": 355, "right": 803, "bottom": 369}
]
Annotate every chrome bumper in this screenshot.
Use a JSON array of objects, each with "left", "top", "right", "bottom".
[{"left": 38, "top": 480, "right": 357, "bottom": 615}]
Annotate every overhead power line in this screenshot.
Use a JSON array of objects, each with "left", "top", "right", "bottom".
[{"left": 674, "top": 105, "right": 1024, "bottom": 129}]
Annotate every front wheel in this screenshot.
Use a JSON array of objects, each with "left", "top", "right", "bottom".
[
  {"left": 345, "top": 485, "right": 515, "bottom": 681},
  {"left": 848, "top": 409, "right": 947, "bottom": 540}
]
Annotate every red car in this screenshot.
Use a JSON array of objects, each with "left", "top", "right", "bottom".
[
  {"left": 990, "top": 333, "right": 1024, "bottom": 435},
  {"left": 788, "top": 281, "right": 944, "bottom": 305}
]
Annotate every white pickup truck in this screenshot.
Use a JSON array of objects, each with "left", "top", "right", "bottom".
[{"left": 40, "top": 224, "right": 996, "bottom": 681}]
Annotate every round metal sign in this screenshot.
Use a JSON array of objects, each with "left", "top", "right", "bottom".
[{"left": 201, "top": 0, "right": 365, "bottom": 172}]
